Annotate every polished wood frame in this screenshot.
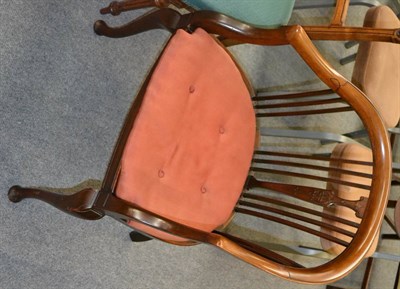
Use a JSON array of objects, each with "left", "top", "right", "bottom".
[
  {"left": 9, "top": 8, "right": 394, "bottom": 285},
  {"left": 97, "top": 0, "right": 400, "bottom": 43}
]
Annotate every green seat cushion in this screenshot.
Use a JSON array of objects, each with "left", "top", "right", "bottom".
[{"left": 182, "top": 0, "right": 295, "bottom": 28}]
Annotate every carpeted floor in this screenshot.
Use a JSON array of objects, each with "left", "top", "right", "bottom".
[{"left": 1, "top": 1, "right": 399, "bottom": 289}]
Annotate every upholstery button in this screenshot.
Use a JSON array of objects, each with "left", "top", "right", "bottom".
[
  {"left": 189, "top": 85, "right": 195, "bottom": 93},
  {"left": 158, "top": 169, "right": 165, "bottom": 178},
  {"left": 201, "top": 186, "right": 207, "bottom": 193},
  {"left": 219, "top": 127, "right": 225, "bottom": 134}
]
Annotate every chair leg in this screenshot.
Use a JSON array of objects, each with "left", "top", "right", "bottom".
[
  {"left": 320, "top": 129, "right": 367, "bottom": 145},
  {"left": 394, "top": 262, "right": 400, "bottom": 289},
  {"left": 345, "top": 41, "right": 358, "bottom": 49},
  {"left": 340, "top": 53, "right": 357, "bottom": 65},
  {"left": 393, "top": 163, "right": 400, "bottom": 174},
  {"left": 129, "top": 231, "right": 153, "bottom": 242},
  {"left": 361, "top": 257, "right": 374, "bottom": 289},
  {"left": 8, "top": 186, "right": 104, "bottom": 220}
]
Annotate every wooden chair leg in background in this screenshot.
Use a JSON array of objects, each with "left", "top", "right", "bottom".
[
  {"left": 129, "top": 231, "right": 153, "bottom": 242},
  {"left": 360, "top": 257, "right": 375, "bottom": 289},
  {"left": 389, "top": 262, "right": 400, "bottom": 289}
]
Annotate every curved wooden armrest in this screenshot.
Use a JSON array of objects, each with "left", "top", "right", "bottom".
[
  {"left": 284, "top": 25, "right": 391, "bottom": 282},
  {"left": 93, "top": 193, "right": 308, "bottom": 275},
  {"left": 95, "top": 190, "right": 384, "bottom": 284},
  {"left": 94, "top": 192, "right": 207, "bottom": 246},
  {"left": 221, "top": 26, "right": 391, "bottom": 284}
]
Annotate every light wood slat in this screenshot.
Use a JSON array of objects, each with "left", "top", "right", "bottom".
[
  {"left": 256, "top": 106, "right": 352, "bottom": 117},
  {"left": 242, "top": 192, "right": 360, "bottom": 228},
  {"left": 250, "top": 167, "right": 371, "bottom": 190},
  {"left": 239, "top": 200, "right": 356, "bottom": 238},
  {"left": 235, "top": 207, "right": 350, "bottom": 247},
  {"left": 254, "top": 150, "right": 372, "bottom": 166},
  {"left": 252, "top": 158, "right": 372, "bottom": 179},
  {"left": 254, "top": 97, "right": 343, "bottom": 109},
  {"left": 253, "top": 89, "right": 334, "bottom": 101}
]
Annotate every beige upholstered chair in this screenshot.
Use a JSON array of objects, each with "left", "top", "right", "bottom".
[
  {"left": 321, "top": 143, "right": 378, "bottom": 256},
  {"left": 337, "top": 6, "right": 400, "bottom": 137},
  {"left": 352, "top": 6, "right": 400, "bottom": 130},
  {"left": 259, "top": 6, "right": 400, "bottom": 169}
]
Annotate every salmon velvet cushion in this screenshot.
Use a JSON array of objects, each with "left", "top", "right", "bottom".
[
  {"left": 352, "top": 6, "right": 400, "bottom": 128},
  {"left": 321, "top": 143, "right": 378, "bottom": 256},
  {"left": 115, "top": 28, "right": 256, "bottom": 242}
]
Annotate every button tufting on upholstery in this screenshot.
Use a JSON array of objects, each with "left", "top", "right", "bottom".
[
  {"left": 201, "top": 186, "right": 207, "bottom": 193},
  {"left": 189, "top": 85, "right": 195, "bottom": 93},
  {"left": 158, "top": 169, "right": 165, "bottom": 178},
  {"left": 219, "top": 127, "right": 225, "bottom": 134}
]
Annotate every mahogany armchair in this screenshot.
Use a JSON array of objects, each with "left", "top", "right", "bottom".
[{"left": 8, "top": 7, "right": 394, "bottom": 285}]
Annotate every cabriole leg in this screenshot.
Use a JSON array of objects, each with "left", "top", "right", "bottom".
[{"left": 8, "top": 186, "right": 104, "bottom": 220}]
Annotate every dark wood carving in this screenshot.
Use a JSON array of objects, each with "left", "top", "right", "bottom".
[{"left": 246, "top": 176, "right": 368, "bottom": 218}]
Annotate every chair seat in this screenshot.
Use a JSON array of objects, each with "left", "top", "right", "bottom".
[
  {"left": 352, "top": 6, "right": 400, "bottom": 128},
  {"left": 182, "top": 0, "right": 295, "bottom": 28},
  {"left": 115, "top": 28, "right": 256, "bottom": 242},
  {"left": 321, "top": 143, "right": 378, "bottom": 256}
]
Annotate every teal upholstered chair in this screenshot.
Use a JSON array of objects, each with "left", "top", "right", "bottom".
[
  {"left": 100, "top": 0, "right": 296, "bottom": 28},
  {"left": 180, "top": 0, "right": 295, "bottom": 28}
]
